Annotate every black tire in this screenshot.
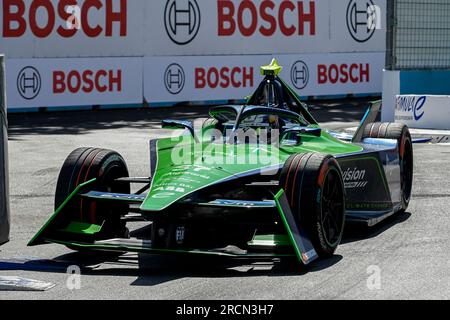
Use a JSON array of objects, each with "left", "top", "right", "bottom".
[
  {"left": 279, "top": 153, "right": 346, "bottom": 258},
  {"left": 55, "top": 147, "right": 130, "bottom": 240},
  {"left": 363, "top": 122, "right": 413, "bottom": 210}
]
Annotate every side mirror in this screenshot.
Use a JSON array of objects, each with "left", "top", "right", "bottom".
[
  {"left": 162, "top": 119, "right": 198, "bottom": 142},
  {"left": 280, "top": 127, "right": 321, "bottom": 144}
]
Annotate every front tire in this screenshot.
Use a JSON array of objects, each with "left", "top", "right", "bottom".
[
  {"left": 280, "top": 153, "right": 346, "bottom": 258},
  {"left": 55, "top": 147, "right": 130, "bottom": 241}
]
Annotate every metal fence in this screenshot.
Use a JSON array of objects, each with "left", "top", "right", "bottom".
[{"left": 386, "top": 0, "right": 450, "bottom": 70}]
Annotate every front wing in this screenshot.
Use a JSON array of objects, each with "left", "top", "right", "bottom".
[{"left": 28, "top": 183, "right": 318, "bottom": 265}]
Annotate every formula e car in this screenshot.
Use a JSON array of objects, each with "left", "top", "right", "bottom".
[{"left": 29, "top": 60, "right": 413, "bottom": 265}]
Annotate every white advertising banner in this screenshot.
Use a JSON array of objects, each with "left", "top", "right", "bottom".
[
  {"left": 1, "top": 0, "right": 387, "bottom": 110},
  {"left": 395, "top": 95, "right": 450, "bottom": 130},
  {"left": 144, "top": 52, "right": 384, "bottom": 103},
  {"left": 0, "top": 0, "right": 144, "bottom": 58},
  {"left": 145, "top": 0, "right": 386, "bottom": 55},
  {"left": 6, "top": 57, "right": 143, "bottom": 108}
]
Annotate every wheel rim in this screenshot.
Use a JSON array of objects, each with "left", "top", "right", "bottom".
[
  {"left": 320, "top": 168, "right": 345, "bottom": 247},
  {"left": 401, "top": 138, "right": 413, "bottom": 203}
]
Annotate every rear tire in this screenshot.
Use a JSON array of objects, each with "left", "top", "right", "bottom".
[
  {"left": 280, "top": 153, "right": 346, "bottom": 258},
  {"left": 55, "top": 147, "right": 130, "bottom": 241},
  {"left": 363, "top": 123, "right": 413, "bottom": 211}
]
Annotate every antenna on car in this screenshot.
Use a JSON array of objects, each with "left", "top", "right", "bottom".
[
  {"left": 259, "top": 59, "right": 283, "bottom": 107},
  {"left": 260, "top": 58, "right": 283, "bottom": 77}
]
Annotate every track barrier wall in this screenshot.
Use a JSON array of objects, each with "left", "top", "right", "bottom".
[
  {"left": 395, "top": 95, "right": 450, "bottom": 130},
  {"left": 1, "top": 0, "right": 387, "bottom": 111},
  {"left": 0, "top": 54, "right": 10, "bottom": 245},
  {"left": 382, "top": 0, "right": 450, "bottom": 122}
]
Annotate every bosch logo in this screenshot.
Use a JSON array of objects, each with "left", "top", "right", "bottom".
[
  {"left": 53, "top": 69, "right": 122, "bottom": 94},
  {"left": 195, "top": 66, "right": 253, "bottom": 89},
  {"left": 164, "top": 63, "right": 185, "bottom": 94},
  {"left": 318, "top": 63, "right": 370, "bottom": 84},
  {"left": 290, "top": 61, "right": 309, "bottom": 90},
  {"left": 164, "top": 0, "right": 201, "bottom": 45},
  {"left": 217, "top": 0, "right": 316, "bottom": 37},
  {"left": 17, "top": 66, "right": 41, "bottom": 100},
  {"left": 346, "top": 0, "right": 378, "bottom": 43},
  {"left": 3, "top": 0, "right": 127, "bottom": 38}
]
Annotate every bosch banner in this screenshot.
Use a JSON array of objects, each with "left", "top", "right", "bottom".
[
  {"left": 7, "top": 57, "right": 143, "bottom": 108},
  {"left": 144, "top": 52, "right": 384, "bottom": 103},
  {"left": 0, "top": 0, "right": 144, "bottom": 58},
  {"left": 146, "top": 0, "right": 386, "bottom": 55},
  {"left": 1, "top": 0, "right": 387, "bottom": 109},
  {"left": 1, "top": 0, "right": 386, "bottom": 58}
]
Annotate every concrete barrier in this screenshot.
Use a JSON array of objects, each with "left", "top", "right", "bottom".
[
  {"left": 0, "top": 54, "right": 10, "bottom": 245},
  {"left": 382, "top": 69, "right": 450, "bottom": 122},
  {"left": 395, "top": 95, "right": 450, "bottom": 130}
]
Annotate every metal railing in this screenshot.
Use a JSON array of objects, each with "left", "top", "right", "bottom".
[{"left": 386, "top": 0, "right": 450, "bottom": 70}]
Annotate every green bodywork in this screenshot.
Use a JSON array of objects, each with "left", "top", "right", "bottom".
[
  {"left": 140, "top": 60, "right": 363, "bottom": 211},
  {"left": 140, "top": 130, "right": 362, "bottom": 212},
  {"left": 60, "top": 222, "right": 102, "bottom": 235},
  {"left": 28, "top": 178, "right": 97, "bottom": 246}
]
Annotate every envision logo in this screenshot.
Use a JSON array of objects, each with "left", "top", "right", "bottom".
[
  {"left": 343, "top": 167, "right": 368, "bottom": 189},
  {"left": 164, "top": 0, "right": 201, "bottom": 45}
]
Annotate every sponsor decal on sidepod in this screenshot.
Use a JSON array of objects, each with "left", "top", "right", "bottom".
[{"left": 342, "top": 167, "right": 368, "bottom": 189}]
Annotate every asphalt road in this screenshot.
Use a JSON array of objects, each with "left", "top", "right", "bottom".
[{"left": 1, "top": 99, "right": 450, "bottom": 300}]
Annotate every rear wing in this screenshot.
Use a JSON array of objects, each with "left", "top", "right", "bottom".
[{"left": 352, "top": 100, "right": 382, "bottom": 143}]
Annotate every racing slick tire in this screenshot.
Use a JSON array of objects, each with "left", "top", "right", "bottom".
[
  {"left": 363, "top": 122, "right": 413, "bottom": 211},
  {"left": 55, "top": 147, "right": 130, "bottom": 242},
  {"left": 279, "top": 153, "right": 346, "bottom": 258}
]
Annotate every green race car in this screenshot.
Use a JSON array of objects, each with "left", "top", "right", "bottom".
[{"left": 29, "top": 60, "right": 413, "bottom": 265}]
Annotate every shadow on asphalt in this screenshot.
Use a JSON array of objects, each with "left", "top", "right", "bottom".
[
  {"left": 39, "top": 251, "right": 343, "bottom": 286},
  {"left": 2, "top": 201, "right": 407, "bottom": 286},
  {"left": 2, "top": 205, "right": 407, "bottom": 286},
  {"left": 7, "top": 106, "right": 210, "bottom": 139},
  {"left": 40, "top": 209, "right": 407, "bottom": 284},
  {"left": 7, "top": 97, "right": 373, "bottom": 139},
  {"left": 307, "top": 97, "right": 374, "bottom": 124},
  {"left": 3, "top": 209, "right": 407, "bottom": 286},
  {"left": 342, "top": 210, "right": 412, "bottom": 244},
  {"left": 0, "top": 247, "right": 343, "bottom": 286}
]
